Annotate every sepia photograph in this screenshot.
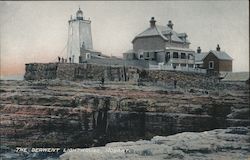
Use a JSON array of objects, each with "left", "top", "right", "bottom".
[{"left": 0, "top": 1, "right": 249, "bottom": 160}]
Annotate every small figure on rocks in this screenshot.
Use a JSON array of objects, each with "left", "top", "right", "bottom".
[
  {"left": 101, "top": 77, "right": 105, "bottom": 86},
  {"left": 69, "top": 57, "right": 71, "bottom": 63},
  {"left": 58, "top": 56, "right": 61, "bottom": 63},
  {"left": 174, "top": 79, "right": 177, "bottom": 89}
]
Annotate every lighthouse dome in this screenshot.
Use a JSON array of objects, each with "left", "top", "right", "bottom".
[{"left": 76, "top": 8, "right": 83, "bottom": 20}]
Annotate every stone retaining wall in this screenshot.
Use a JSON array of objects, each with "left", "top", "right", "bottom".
[
  {"left": 24, "top": 63, "right": 58, "bottom": 80},
  {"left": 144, "top": 70, "right": 217, "bottom": 89},
  {"left": 24, "top": 63, "right": 217, "bottom": 88},
  {"left": 24, "top": 63, "right": 140, "bottom": 82}
]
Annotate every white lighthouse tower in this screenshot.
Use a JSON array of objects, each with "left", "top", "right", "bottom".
[{"left": 67, "top": 8, "right": 93, "bottom": 63}]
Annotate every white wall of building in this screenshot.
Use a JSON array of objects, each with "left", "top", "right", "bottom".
[{"left": 67, "top": 18, "right": 93, "bottom": 63}]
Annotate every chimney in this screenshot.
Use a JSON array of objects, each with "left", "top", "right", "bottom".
[
  {"left": 197, "top": 46, "right": 201, "bottom": 53},
  {"left": 167, "top": 20, "right": 173, "bottom": 29},
  {"left": 216, "top": 44, "right": 220, "bottom": 51},
  {"left": 169, "top": 32, "right": 172, "bottom": 43},
  {"left": 150, "top": 17, "right": 156, "bottom": 28}
]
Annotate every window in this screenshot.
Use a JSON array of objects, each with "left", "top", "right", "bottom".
[
  {"left": 152, "top": 52, "right": 157, "bottom": 60},
  {"left": 86, "top": 53, "right": 90, "bottom": 59},
  {"left": 165, "top": 52, "right": 170, "bottom": 62},
  {"left": 144, "top": 52, "right": 150, "bottom": 60},
  {"left": 181, "top": 53, "right": 186, "bottom": 59},
  {"left": 173, "top": 52, "right": 178, "bottom": 58},
  {"left": 138, "top": 52, "right": 143, "bottom": 59},
  {"left": 167, "top": 52, "right": 170, "bottom": 58},
  {"left": 209, "top": 61, "right": 214, "bottom": 69},
  {"left": 79, "top": 56, "right": 82, "bottom": 63}
]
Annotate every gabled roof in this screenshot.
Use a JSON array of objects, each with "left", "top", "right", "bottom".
[
  {"left": 209, "top": 50, "right": 233, "bottom": 60},
  {"left": 162, "top": 29, "right": 190, "bottom": 43},
  {"left": 195, "top": 52, "right": 208, "bottom": 62},
  {"left": 194, "top": 50, "right": 233, "bottom": 62},
  {"left": 133, "top": 25, "right": 168, "bottom": 41},
  {"left": 132, "top": 25, "right": 190, "bottom": 44}
]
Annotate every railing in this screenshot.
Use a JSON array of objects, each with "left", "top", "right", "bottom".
[
  {"left": 170, "top": 58, "right": 194, "bottom": 64},
  {"left": 149, "top": 64, "right": 207, "bottom": 74}
]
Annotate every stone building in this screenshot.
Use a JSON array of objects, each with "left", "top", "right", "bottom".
[
  {"left": 195, "top": 45, "right": 233, "bottom": 74},
  {"left": 123, "top": 17, "right": 196, "bottom": 69}
]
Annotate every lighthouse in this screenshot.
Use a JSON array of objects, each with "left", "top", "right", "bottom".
[{"left": 67, "top": 8, "right": 93, "bottom": 63}]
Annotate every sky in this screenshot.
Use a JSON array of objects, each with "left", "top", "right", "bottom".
[{"left": 0, "top": 1, "right": 249, "bottom": 78}]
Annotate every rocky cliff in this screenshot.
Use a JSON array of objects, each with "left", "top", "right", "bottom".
[{"left": 1, "top": 79, "right": 249, "bottom": 151}]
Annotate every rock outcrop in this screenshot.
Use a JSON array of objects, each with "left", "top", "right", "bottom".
[{"left": 60, "top": 127, "right": 250, "bottom": 160}]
